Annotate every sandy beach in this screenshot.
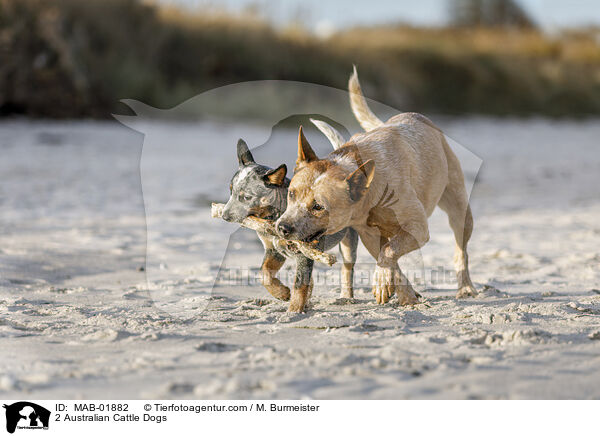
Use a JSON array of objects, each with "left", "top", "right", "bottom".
[{"left": 1, "top": 117, "right": 599, "bottom": 399}]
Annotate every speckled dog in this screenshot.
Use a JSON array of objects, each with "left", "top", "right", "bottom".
[
  {"left": 222, "top": 138, "right": 358, "bottom": 312},
  {"left": 276, "top": 68, "right": 477, "bottom": 306}
]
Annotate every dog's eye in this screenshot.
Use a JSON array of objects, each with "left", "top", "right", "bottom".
[
  {"left": 312, "top": 202, "right": 324, "bottom": 211},
  {"left": 289, "top": 190, "right": 295, "bottom": 200},
  {"left": 239, "top": 193, "right": 252, "bottom": 202}
]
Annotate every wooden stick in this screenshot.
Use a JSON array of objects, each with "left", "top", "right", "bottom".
[{"left": 211, "top": 203, "right": 337, "bottom": 266}]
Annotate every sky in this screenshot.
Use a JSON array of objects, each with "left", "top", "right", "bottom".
[{"left": 158, "top": 0, "right": 600, "bottom": 33}]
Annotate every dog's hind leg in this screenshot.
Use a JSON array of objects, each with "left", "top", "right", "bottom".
[
  {"left": 288, "top": 256, "right": 314, "bottom": 312},
  {"left": 339, "top": 228, "right": 358, "bottom": 298},
  {"left": 260, "top": 249, "right": 291, "bottom": 301},
  {"left": 437, "top": 163, "right": 477, "bottom": 298}
]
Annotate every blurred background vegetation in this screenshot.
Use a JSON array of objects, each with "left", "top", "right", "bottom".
[{"left": 1, "top": 0, "right": 600, "bottom": 118}]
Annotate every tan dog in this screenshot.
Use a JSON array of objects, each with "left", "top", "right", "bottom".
[{"left": 276, "top": 68, "right": 477, "bottom": 310}]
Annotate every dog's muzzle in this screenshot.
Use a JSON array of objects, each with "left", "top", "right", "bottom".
[
  {"left": 277, "top": 222, "right": 294, "bottom": 237},
  {"left": 222, "top": 210, "right": 234, "bottom": 222}
]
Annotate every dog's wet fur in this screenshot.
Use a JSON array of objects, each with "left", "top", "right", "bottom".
[{"left": 222, "top": 139, "right": 358, "bottom": 312}]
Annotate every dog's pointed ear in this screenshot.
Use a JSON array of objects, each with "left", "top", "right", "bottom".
[
  {"left": 296, "top": 126, "right": 318, "bottom": 169},
  {"left": 237, "top": 139, "right": 255, "bottom": 167},
  {"left": 263, "top": 164, "right": 287, "bottom": 186},
  {"left": 345, "top": 159, "right": 375, "bottom": 201}
]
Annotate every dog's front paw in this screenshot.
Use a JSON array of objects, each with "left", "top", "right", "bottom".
[
  {"left": 372, "top": 265, "right": 396, "bottom": 304},
  {"left": 397, "top": 287, "right": 420, "bottom": 306},
  {"left": 287, "top": 298, "right": 306, "bottom": 313},
  {"left": 287, "top": 284, "right": 311, "bottom": 313},
  {"left": 456, "top": 285, "right": 477, "bottom": 299},
  {"left": 373, "top": 265, "right": 419, "bottom": 305},
  {"left": 270, "top": 285, "right": 291, "bottom": 301}
]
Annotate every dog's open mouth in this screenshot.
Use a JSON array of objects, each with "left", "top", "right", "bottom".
[
  {"left": 249, "top": 207, "right": 279, "bottom": 221},
  {"left": 263, "top": 212, "right": 278, "bottom": 221},
  {"left": 303, "top": 229, "right": 325, "bottom": 243}
]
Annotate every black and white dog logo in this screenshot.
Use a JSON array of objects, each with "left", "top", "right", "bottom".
[{"left": 3, "top": 402, "right": 50, "bottom": 434}]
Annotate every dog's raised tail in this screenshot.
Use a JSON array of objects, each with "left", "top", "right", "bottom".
[
  {"left": 349, "top": 66, "right": 383, "bottom": 131},
  {"left": 310, "top": 118, "right": 346, "bottom": 150}
]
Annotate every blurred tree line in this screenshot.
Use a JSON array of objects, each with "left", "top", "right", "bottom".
[
  {"left": 1, "top": 0, "right": 599, "bottom": 118},
  {"left": 450, "top": 0, "right": 535, "bottom": 28}
]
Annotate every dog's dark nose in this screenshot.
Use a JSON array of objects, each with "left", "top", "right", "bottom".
[
  {"left": 222, "top": 210, "right": 233, "bottom": 222},
  {"left": 277, "top": 222, "right": 294, "bottom": 237}
]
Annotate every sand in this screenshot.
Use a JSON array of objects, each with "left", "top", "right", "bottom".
[{"left": 0, "top": 117, "right": 599, "bottom": 399}]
